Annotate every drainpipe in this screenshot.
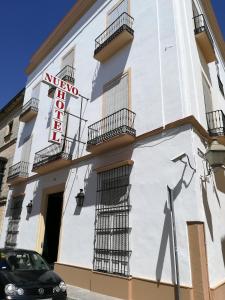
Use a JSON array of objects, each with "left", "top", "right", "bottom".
[{"left": 167, "top": 186, "right": 181, "bottom": 300}]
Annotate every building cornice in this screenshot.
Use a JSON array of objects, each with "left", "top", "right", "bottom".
[
  {"left": 8, "top": 115, "right": 215, "bottom": 187},
  {"left": 25, "top": 0, "right": 96, "bottom": 75},
  {"left": 0, "top": 138, "right": 17, "bottom": 153},
  {"left": 0, "top": 89, "right": 24, "bottom": 119},
  {"left": 202, "top": 0, "right": 225, "bottom": 62}
]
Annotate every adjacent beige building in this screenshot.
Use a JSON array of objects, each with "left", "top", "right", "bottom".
[{"left": 0, "top": 89, "right": 24, "bottom": 232}]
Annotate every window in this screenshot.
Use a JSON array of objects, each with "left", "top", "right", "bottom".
[
  {"left": 93, "top": 164, "right": 131, "bottom": 277},
  {"left": 21, "top": 135, "right": 32, "bottom": 163},
  {"left": 4, "top": 121, "right": 13, "bottom": 142},
  {"left": 5, "top": 196, "right": 23, "bottom": 248},
  {"left": 61, "top": 48, "right": 74, "bottom": 69},
  {"left": 0, "top": 158, "right": 7, "bottom": 193},
  {"left": 103, "top": 72, "right": 129, "bottom": 117},
  {"left": 202, "top": 74, "right": 213, "bottom": 113},
  {"left": 32, "top": 82, "right": 41, "bottom": 99},
  {"left": 217, "top": 75, "right": 224, "bottom": 97},
  {"left": 107, "top": 0, "right": 129, "bottom": 26}
]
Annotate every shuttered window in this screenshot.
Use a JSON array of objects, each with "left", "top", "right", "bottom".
[
  {"left": 107, "top": 0, "right": 128, "bottom": 25},
  {"left": 202, "top": 74, "right": 213, "bottom": 113},
  {"left": 21, "top": 135, "right": 32, "bottom": 163},
  {"left": 103, "top": 72, "right": 129, "bottom": 117},
  {"left": 32, "top": 82, "right": 41, "bottom": 99},
  {"left": 61, "top": 49, "right": 74, "bottom": 68}
]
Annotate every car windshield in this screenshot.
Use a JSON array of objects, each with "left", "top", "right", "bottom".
[{"left": 0, "top": 251, "right": 50, "bottom": 271}]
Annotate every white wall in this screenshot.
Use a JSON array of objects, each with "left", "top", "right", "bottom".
[
  {"left": 3, "top": 0, "right": 225, "bottom": 289},
  {"left": 192, "top": 132, "right": 225, "bottom": 287}
]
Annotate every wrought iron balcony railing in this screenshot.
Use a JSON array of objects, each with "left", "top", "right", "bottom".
[
  {"left": 48, "top": 65, "right": 75, "bottom": 97},
  {"left": 193, "top": 14, "right": 213, "bottom": 47},
  {"left": 7, "top": 162, "right": 29, "bottom": 180},
  {"left": 218, "top": 75, "right": 225, "bottom": 97},
  {"left": 20, "top": 98, "right": 39, "bottom": 116},
  {"left": 94, "top": 12, "right": 134, "bottom": 55},
  {"left": 206, "top": 110, "right": 225, "bottom": 136},
  {"left": 33, "top": 138, "right": 73, "bottom": 170},
  {"left": 87, "top": 108, "right": 136, "bottom": 146},
  {"left": 57, "top": 65, "right": 75, "bottom": 84}
]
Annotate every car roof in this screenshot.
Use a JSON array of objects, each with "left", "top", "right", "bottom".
[{"left": 0, "top": 248, "right": 38, "bottom": 254}]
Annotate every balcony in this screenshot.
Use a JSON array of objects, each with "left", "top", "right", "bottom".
[
  {"left": 48, "top": 65, "right": 75, "bottom": 98},
  {"left": 19, "top": 98, "right": 39, "bottom": 122},
  {"left": 32, "top": 138, "right": 73, "bottom": 174},
  {"left": 94, "top": 12, "right": 134, "bottom": 62},
  {"left": 87, "top": 108, "right": 136, "bottom": 154},
  {"left": 194, "top": 14, "right": 216, "bottom": 63},
  {"left": 7, "top": 162, "right": 29, "bottom": 184},
  {"left": 206, "top": 110, "right": 225, "bottom": 137}
]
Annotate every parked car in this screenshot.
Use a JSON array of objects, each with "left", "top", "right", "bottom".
[{"left": 0, "top": 248, "right": 67, "bottom": 299}]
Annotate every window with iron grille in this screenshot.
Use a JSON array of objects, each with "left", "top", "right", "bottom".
[
  {"left": 0, "top": 158, "right": 7, "bottom": 193},
  {"left": 5, "top": 196, "right": 23, "bottom": 248},
  {"left": 93, "top": 164, "right": 131, "bottom": 277}
]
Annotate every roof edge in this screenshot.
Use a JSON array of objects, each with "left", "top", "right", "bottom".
[
  {"left": 203, "top": 0, "right": 225, "bottom": 62},
  {"left": 25, "top": 0, "right": 96, "bottom": 75},
  {"left": 0, "top": 88, "right": 25, "bottom": 114}
]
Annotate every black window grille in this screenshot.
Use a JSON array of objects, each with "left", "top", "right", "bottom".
[
  {"left": 0, "top": 158, "right": 7, "bottom": 193},
  {"left": 5, "top": 196, "right": 23, "bottom": 248},
  {"left": 93, "top": 165, "right": 131, "bottom": 277}
]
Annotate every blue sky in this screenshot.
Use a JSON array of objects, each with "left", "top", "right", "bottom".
[{"left": 0, "top": 1, "right": 225, "bottom": 109}]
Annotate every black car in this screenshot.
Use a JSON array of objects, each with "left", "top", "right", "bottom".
[{"left": 0, "top": 248, "right": 67, "bottom": 300}]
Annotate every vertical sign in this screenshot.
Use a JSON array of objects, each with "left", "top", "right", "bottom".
[
  {"left": 42, "top": 72, "right": 79, "bottom": 144},
  {"left": 49, "top": 88, "right": 66, "bottom": 144}
]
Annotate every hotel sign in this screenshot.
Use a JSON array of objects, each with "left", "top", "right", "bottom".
[{"left": 42, "top": 72, "right": 79, "bottom": 144}]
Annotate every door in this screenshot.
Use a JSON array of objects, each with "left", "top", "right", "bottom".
[{"left": 42, "top": 192, "right": 63, "bottom": 265}]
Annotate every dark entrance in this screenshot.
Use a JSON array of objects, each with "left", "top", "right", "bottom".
[{"left": 42, "top": 192, "right": 63, "bottom": 265}]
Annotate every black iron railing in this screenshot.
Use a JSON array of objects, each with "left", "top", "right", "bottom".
[
  {"left": 20, "top": 98, "right": 39, "bottom": 116},
  {"left": 33, "top": 138, "right": 73, "bottom": 169},
  {"left": 7, "top": 162, "right": 29, "bottom": 180},
  {"left": 95, "top": 12, "right": 134, "bottom": 53},
  {"left": 193, "top": 14, "right": 214, "bottom": 47},
  {"left": 57, "top": 65, "right": 75, "bottom": 84},
  {"left": 93, "top": 165, "right": 132, "bottom": 277},
  {"left": 206, "top": 110, "right": 225, "bottom": 136},
  {"left": 87, "top": 108, "right": 136, "bottom": 146},
  {"left": 218, "top": 75, "right": 225, "bottom": 97},
  {"left": 48, "top": 65, "right": 75, "bottom": 97}
]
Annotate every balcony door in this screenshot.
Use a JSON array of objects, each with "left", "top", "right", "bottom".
[
  {"left": 21, "top": 135, "right": 32, "bottom": 165},
  {"left": 107, "top": 0, "right": 129, "bottom": 26},
  {"left": 103, "top": 72, "right": 129, "bottom": 134},
  {"left": 61, "top": 49, "right": 74, "bottom": 69},
  {"left": 202, "top": 74, "right": 213, "bottom": 113},
  {"left": 103, "top": 72, "right": 129, "bottom": 115}
]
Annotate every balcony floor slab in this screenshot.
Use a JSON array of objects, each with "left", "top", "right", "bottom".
[
  {"left": 87, "top": 133, "right": 135, "bottom": 155},
  {"left": 32, "top": 158, "right": 72, "bottom": 174}
]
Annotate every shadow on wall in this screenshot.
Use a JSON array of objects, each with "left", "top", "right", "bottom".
[
  {"left": 214, "top": 169, "right": 225, "bottom": 194},
  {"left": 221, "top": 236, "right": 225, "bottom": 267},
  {"left": 201, "top": 179, "right": 214, "bottom": 241},
  {"left": 156, "top": 160, "right": 195, "bottom": 286},
  {"left": 91, "top": 43, "right": 132, "bottom": 102}
]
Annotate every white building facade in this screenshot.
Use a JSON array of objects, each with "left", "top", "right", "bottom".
[{"left": 2, "top": 0, "right": 225, "bottom": 299}]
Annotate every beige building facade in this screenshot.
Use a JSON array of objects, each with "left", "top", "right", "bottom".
[{"left": 0, "top": 89, "right": 24, "bottom": 232}]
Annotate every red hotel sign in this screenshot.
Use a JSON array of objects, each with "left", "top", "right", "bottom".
[{"left": 43, "top": 72, "right": 79, "bottom": 144}]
